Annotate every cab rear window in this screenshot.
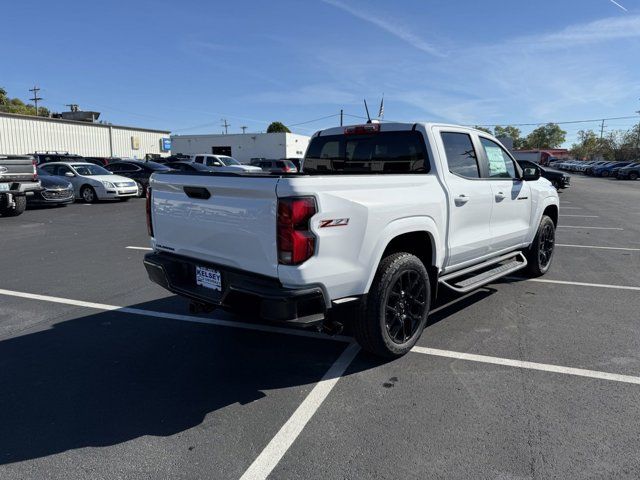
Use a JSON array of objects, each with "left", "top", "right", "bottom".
[{"left": 303, "top": 130, "right": 430, "bottom": 174}]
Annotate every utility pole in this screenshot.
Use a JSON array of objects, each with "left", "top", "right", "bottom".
[
  {"left": 221, "top": 118, "right": 230, "bottom": 135},
  {"left": 340, "top": 109, "right": 343, "bottom": 126},
  {"left": 240, "top": 126, "right": 247, "bottom": 134},
  {"left": 29, "top": 85, "right": 43, "bottom": 116},
  {"left": 636, "top": 99, "right": 640, "bottom": 150},
  {"left": 600, "top": 119, "right": 606, "bottom": 140}
]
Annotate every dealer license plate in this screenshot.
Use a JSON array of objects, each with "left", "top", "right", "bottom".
[
  {"left": 196, "top": 266, "right": 222, "bottom": 291},
  {"left": 0, "top": 183, "right": 9, "bottom": 191}
]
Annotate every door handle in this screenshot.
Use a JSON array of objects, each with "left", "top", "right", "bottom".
[
  {"left": 455, "top": 194, "right": 470, "bottom": 206},
  {"left": 495, "top": 191, "right": 506, "bottom": 200}
]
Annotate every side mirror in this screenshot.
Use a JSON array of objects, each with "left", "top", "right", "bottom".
[
  {"left": 522, "top": 167, "right": 540, "bottom": 181},
  {"left": 64, "top": 172, "right": 75, "bottom": 177}
]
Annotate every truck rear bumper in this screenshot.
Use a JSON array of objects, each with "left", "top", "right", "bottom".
[{"left": 143, "top": 251, "right": 326, "bottom": 326}]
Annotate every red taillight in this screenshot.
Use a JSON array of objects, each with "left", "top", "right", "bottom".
[
  {"left": 32, "top": 160, "right": 38, "bottom": 181},
  {"left": 344, "top": 123, "right": 380, "bottom": 135},
  {"left": 277, "top": 197, "right": 316, "bottom": 265},
  {"left": 146, "top": 187, "right": 154, "bottom": 237}
]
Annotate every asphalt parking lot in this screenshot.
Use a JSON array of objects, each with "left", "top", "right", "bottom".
[{"left": 1, "top": 175, "right": 640, "bottom": 479}]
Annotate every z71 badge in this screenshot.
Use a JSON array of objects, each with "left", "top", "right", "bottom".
[{"left": 319, "top": 218, "right": 350, "bottom": 228}]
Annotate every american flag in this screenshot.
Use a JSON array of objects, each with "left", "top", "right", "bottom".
[{"left": 378, "top": 95, "right": 384, "bottom": 119}]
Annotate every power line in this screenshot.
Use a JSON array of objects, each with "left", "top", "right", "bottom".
[
  {"left": 286, "top": 113, "right": 340, "bottom": 127},
  {"left": 474, "top": 115, "right": 639, "bottom": 128},
  {"left": 172, "top": 121, "right": 221, "bottom": 132}
]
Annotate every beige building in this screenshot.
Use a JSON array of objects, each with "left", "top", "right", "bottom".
[{"left": 0, "top": 112, "right": 171, "bottom": 158}]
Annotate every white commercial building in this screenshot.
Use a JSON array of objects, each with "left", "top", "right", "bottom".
[
  {"left": 0, "top": 112, "right": 171, "bottom": 159},
  {"left": 170, "top": 132, "right": 310, "bottom": 164}
]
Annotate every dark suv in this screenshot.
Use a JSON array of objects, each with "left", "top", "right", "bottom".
[
  {"left": 104, "top": 160, "right": 171, "bottom": 196},
  {"left": 518, "top": 160, "right": 570, "bottom": 189},
  {"left": 33, "top": 151, "right": 84, "bottom": 165}
]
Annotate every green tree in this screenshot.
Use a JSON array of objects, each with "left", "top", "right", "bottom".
[
  {"left": 0, "top": 86, "right": 50, "bottom": 117},
  {"left": 493, "top": 125, "right": 525, "bottom": 149},
  {"left": 266, "top": 121, "right": 291, "bottom": 133},
  {"left": 523, "top": 123, "right": 566, "bottom": 149},
  {"left": 570, "top": 130, "right": 601, "bottom": 160},
  {"left": 473, "top": 125, "right": 492, "bottom": 134}
]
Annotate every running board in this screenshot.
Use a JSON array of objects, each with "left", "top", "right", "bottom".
[{"left": 439, "top": 252, "right": 528, "bottom": 293}]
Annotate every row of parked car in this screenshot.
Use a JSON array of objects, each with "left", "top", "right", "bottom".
[
  {"left": 1, "top": 152, "right": 304, "bottom": 216},
  {"left": 4, "top": 146, "right": 577, "bottom": 218},
  {"left": 551, "top": 159, "right": 640, "bottom": 180}
]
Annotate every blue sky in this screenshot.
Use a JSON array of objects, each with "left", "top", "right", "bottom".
[{"left": 2, "top": 0, "right": 640, "bottom": 145}]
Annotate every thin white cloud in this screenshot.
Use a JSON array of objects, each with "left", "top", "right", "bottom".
[
  {"left": 247, "top": 84, "right": 359, "bottom": 106},
  {"left": 248, "top": 11, "right": 640, "bottom": 136},
  {"left": 321, "top": 0, "right": 444, "bottom": 57},
  {"left": 609, "top": 0, "right": 628, "bottom": 12},
  {"left": 521, "top": 14, "right": 640, "bottom": 47}
]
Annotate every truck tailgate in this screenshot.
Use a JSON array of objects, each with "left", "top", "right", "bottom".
[
  {"left": 0, "top": 158, "right": 35, "bottom": 183},
  {"left": 150, "top": 173, "right": 280, "bottom": 278}
]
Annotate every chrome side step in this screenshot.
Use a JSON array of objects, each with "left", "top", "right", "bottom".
[{"left": 439, "top": 252, "right": 528, "bottom": 293}]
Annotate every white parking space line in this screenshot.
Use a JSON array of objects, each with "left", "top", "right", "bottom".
[
  {"left": 240, "top": 343, "right": 360, "bottom": 480},
  {"left": 559, "top": 214, "right": 599, "bottom": 218},
  {"left": 126, "top": 246, "right": 153, "bottom": 251},
  {"left": 411, "top": 347, "right": 640, "bottom": 385},
  {"left": 558, "top": 226, "right": 623, "bottom": 230},
  {"left": 5, "top": 286, "right": 640, "bottom": 478},
  {"left": 508, "top": 277, "right": 640, "bottom": 292},
  {"left": 556, "top": 244, "right": 640, "bottom": 252},
  {"left": 0, "top": 289, "right": 351, "bottom": 343},
  {"left": 561, "top": 206, "right": 582, "bottom": 210}
]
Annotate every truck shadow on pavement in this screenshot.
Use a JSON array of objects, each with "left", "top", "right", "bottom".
[
  {"left": 0, "top": 289, "right": 495, "bottom": 465},
  {"left": 0, "top": 296, "right": 350, "bottom": 465}
]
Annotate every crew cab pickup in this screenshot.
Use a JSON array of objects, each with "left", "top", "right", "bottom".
[
  {"left": 0, "top": 154, "right": 40, "bottom": 217},
  {"left": 144, "top": 123, "right": 559, "bottom": 357}
]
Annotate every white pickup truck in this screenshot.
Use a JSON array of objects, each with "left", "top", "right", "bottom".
[
  {"left": 144, "top": 123, "right": 559, "bottom": 357},
  {"left": 189, "top": 154, "right": 263, "bottom": 173}
]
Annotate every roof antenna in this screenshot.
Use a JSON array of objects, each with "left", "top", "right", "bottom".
[{"left": 363, "top": 98, "right": 372, "bottom": 123}]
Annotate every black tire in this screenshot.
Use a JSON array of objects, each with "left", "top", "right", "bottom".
[
  {"left": 353, "top": 253, "right": 430, "bottom": 358},
  {"left": 525, "top": 215, "right": 556, "bottom": 277},
  {"left": 135, "top": 181, "right": 145, "bottom": 198},
  {"left": 1, "top": 195, "right": 27, "bottom": 217},
  {"left": 629, "top": 172, "right": 639, "bottom": 181},
  {"left": 80, "top": 185, "right": 97, "bottom": 203}
]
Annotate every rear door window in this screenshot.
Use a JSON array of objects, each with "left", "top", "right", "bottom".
[
  {"left": 195, "top": 156, "right": 204, "bottom": 164},
  {"left": 303, "top": 130, "right": 429, "bottom": 174},
  {"left": 440, "top": 132, "right": 480, "bottom": 178}
]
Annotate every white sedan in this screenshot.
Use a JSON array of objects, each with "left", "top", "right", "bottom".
[{"left": 39, "top": 162, "right": 139, "bottom": 203}]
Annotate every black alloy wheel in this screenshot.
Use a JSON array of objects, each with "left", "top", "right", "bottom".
[
  {"left": 385, "top": 270, "right": 428, "bottom": 344},
  {"left": 538, "top": 222, "right": 555, "bottom": 270},
  {"left": 353, "top": 252, "right": 431, "bottom": 357}
]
